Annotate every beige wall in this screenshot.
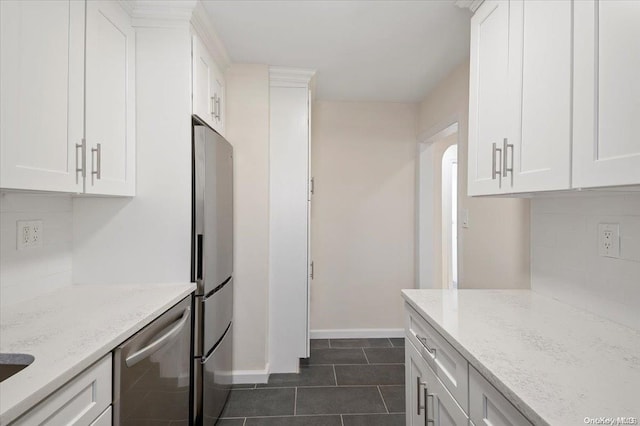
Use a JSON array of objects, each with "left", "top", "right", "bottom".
[
  {"left": 418, "top": 61, "right": 530, "bottom": 289},
  {"left": 226, "top": 64, "right": 270, "bottom": 372},
  {"left": 311, "top": 101, "right": 418, "bottom": 331}
]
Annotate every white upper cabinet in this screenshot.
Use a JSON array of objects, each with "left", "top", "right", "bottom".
[
  {"left": 192, "top": 34, "right": 225, "bottom": 135},
  {"left": 0, "top": 0, "right": 135, "bottom": 196},
  {"left": 0, "top": 0, "right": 85, "bottom": 192},
  {"left": 573, "top": 0, "right": 640, "bottom": 188},
  {"left": 85, "top": 0, "right": 136, "bottom": 196},
  {"left": 470, "top": 0, "right": 640, "bottom": 195},
  {"left": 509, "top": 0, "right": 572, "bottom": 193},
  {"left": 468, "top": 0, "right": 572, "bottom": 196},
  {"left": 468, "top": 0, "right": 510, "bottom": 196}
]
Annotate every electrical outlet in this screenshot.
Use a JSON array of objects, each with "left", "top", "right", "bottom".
[
  {"left": 598, "top": 223, "right": 620, "bottom": 258},
  {"left": 30, "top": 220, "right": 43, "bottom": 248},
  {"left": 16, "top": 220, "right": 43, "bottom": 250}
]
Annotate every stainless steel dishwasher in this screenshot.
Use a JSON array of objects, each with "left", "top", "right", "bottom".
[{"left": 113, "top": 295, "right": 193, "bottom": 425}]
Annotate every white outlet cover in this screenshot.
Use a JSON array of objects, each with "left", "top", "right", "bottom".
[
  {"left": 16, "top": 220, "right": 43, "bottom": 250},
  {"left": 598, "top": 223, "right": 620, "bottom": 258}
]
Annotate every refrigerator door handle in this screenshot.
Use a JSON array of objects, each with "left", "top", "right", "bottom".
[
  {"left": 196, "top": 233, "right": 204, "bottom": 281},
  {"left": 125, "top": 307, "right": 191, "bottom": 367}
]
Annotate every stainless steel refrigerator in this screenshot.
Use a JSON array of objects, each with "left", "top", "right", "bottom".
[{"left": 192, "top": 116, "right": 233, "bottom": 425}]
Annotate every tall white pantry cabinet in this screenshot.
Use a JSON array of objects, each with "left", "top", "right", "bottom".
[
  {"left": 269, "top": 67, "right": 315, "bottom": 374},
  {"left": 0, "top": 0, "right": 136, "bottom": 196},
  {"left": 468, "top": 0, "right": 640, "bottom": 196}
]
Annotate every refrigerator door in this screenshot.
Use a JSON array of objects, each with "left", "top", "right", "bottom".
[
  {"left": 193, "top": 121, "right": 233, "bottom": 296},
  {"left": 204, "top": 130, "right": 233, "bottom": 288},
  {"left": 202, "top": 323, "right": 232, "bottom": 424},
  {"left": 203, "top": 277, "right": 233, "bottom": 352}
]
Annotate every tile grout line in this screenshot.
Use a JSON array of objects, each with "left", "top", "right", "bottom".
[
  {"left": 362, "top": 347, "right": 370, "bottom": 364},
  {"left": 340, "top": 414, "right": 345, "bottom": 426},
  {"left": 332, "top": 363, "right": 338, "bottom": 386},
  {"left": 294, "top": 386, "right": 298, "bottom": 416},
  {"left": 242, "top": 418, "right": 247, "bottom": 426},
  {"left": 377, "top": 385, "right": 390, "bottom": 414}
]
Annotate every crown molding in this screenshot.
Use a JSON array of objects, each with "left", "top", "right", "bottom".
[
  {"left": 120, "top": 0, "right": 195, "bottom": 28},
  {"left": 454, "top": 0, "right": 483, "bottom": 13},
  {"left": 191, "top": 2, "right": 232, "bottom": 71},
  {"left": 269, "top": 67, "right": 316, "bottom": 88}
]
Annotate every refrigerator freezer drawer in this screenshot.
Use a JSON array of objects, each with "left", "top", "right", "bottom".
[
  {"left": 202, "top": 323, "right": 232, "bottom": 424},
  {"left": 203, "top": 277, "right": 233, "bottom": 351}
]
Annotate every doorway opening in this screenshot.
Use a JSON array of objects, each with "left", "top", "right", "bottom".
[
  {"left": 441, "top": 145, "right": 458, "bottom": 289},
  {"left": 416, "top": 121, "right": 459, "bottom": 289}
]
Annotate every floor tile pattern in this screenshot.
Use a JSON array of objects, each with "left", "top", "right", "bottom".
[{"left": 219, "top": 338, "right": 405, "bottom": 425}]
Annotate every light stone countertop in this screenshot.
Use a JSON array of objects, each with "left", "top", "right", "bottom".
[
  {"left": 401, "top": 289, "right": 640, "bottom": 426},
  {"left": 0, "top": 283, "right": 196, "bottom": 425}
]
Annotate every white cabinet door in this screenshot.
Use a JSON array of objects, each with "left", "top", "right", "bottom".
[
  {"left": 508, "top": 0, "right": 572, "bottom": 192},
  {"left": 0, "top": 0, "right": 84, "bottom": 193},
  {"left": 469, "top": 366, "right": 532, "bottom": 426},
  {"left": 406, "top": 340, "right": 430, "bottom": 425},
  {"left": 192, "top": 35, "right": 215, "bottom": 128},
  {"left": 211, "top": 65, "right": 226, "bottom": 135},
  {"left": 573, "top": 0, "right": 640, "bottom": 188},
  {"left": 85, "top": 0, "right": 136, "bottom": 196},
  {"left": 192, "top": 34, "right": 225, "bottom": 135},
  {"left": 468, "top": 0, "right": 510, "bottom": 196},
  {"left": 406, "top": 341, "right": 468, "bottom": 426},
  {"left": 268, "top": 84, "right": 310, "bottom": 372}
]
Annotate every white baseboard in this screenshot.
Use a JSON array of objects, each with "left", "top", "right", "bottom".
[
  {"left": 310, "top": 328, "right": 404, "bottom": 339},
  {"left": 231, "top": 364, "right": 269, "bottom": 384}
]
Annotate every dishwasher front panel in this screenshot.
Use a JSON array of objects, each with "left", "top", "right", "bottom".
[
  {"left": 202, "top": 322, "right": 232, "bottom": 424},
  {"left": 113, "top": 296, "right": 193, "bottom": 426}
]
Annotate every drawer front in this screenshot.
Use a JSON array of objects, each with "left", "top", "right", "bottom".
[
  {"left": 90, "top": 406, "right": 112, "bottom": 426},
  {"left": 14, "top": 354, "right": 112, "bottom": 425},
  {"left": 469, "top": 366, "right": 532, "bottom": 426},
  {"left": 406, "top": 304, "right": 469, "bottom": 412}
]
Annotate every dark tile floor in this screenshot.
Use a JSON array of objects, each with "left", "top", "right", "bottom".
[{"left": 219, "top": 338, "right": 406, "bottom": 426}]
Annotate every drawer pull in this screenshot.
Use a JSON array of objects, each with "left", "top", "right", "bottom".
[{"left": 416, "top": 334, "right": 436, "bottom": 356}]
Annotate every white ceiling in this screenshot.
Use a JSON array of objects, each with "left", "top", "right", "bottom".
[{"left": 202, "top": 1, "right": 471, "bottom": 103}]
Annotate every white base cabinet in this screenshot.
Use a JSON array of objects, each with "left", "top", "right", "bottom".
[
  {"left": 404, "top": 303, "right": 534, "bottom": 426},
  {"left": 12, "top": 355, "right": 112, "bottom": 426}
]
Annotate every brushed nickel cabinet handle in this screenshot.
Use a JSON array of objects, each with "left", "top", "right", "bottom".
[
  {"left": 416, "top": 376, "right": 422, "bottom": 415},
  {"left": 215, "top": 96, "right": 221, "bottom": 120},
  {"left": 91, "top": 143, "right": 101, "bottom": 184},
  {"left": 503, "top": 137, "right": 514, "bottom": 186},
  {"left": 211, "top": 95, "right": 216, "bottom": 117},
  {"left": 492, "top": 142, "right": 503, "bottom": 188},
  {"left": 425, "top": 387, "right": 435, "bottom": 425},
  {"left": 75, "top": 139, "right": 86, "bottom": 184},
  {"left": 416, "top": 334, "right": 436, "bottom": 356}
]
